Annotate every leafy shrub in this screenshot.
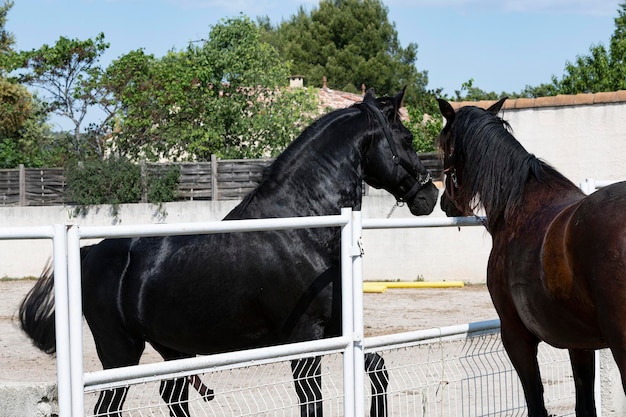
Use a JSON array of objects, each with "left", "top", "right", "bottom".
[
  {"left": 65, "top": 157, "right": 142, "bottom": 207},
  {"left": 147, "top": 165, "right": 180, "bottom": 203}
]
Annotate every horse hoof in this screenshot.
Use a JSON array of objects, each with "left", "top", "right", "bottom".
[{"left": 202, "top": 389, "right": 215, "bottom": 402}]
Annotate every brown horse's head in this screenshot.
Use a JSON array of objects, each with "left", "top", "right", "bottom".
[{"left": 435, "top": 97, "right": 507, "bottom": 224}]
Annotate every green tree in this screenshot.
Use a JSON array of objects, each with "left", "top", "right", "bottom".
[
  {"left": 105, "top": 16, "right": 318, "bottom": 161},
  {"left": 546, "top": 2, "right": 626, "bottom": 95},
  {"left": 0, "top": 1, "right": 29, "bottom": 138},
  {"left": 0, "top": 0, "right": 61, "bottom": 168},
  {"left": 405, "top": 96, "right": 441, "bottom": 153},
  {"left": 453, "top": 78, "right": 502, "bottom": 101},
  {"left": 6, "top": 33, "right": 110, "bottom": 159},
  {"left": 262, "top": 0, "right": 429, "bottom": 106}
]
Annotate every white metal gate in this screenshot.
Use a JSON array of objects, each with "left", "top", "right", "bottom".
[{"left": 52, "top": 208, "right": 489, "bottom": 416}]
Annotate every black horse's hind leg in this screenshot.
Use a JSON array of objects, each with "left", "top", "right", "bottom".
[
  {"left": 365, "top": 352, "right": 389, "bottom": 417},
  {"left": 291, "top": 356, "right": 323, "bottom": 417},
  {"left": 569, "top": 348, "right": 597, "bottom": 417},
  {"left": 89, "top": 317, "right": 145, "bottom": 416},
  {"left": 151, "top": 343, "right": 213, "bottom": 417}
]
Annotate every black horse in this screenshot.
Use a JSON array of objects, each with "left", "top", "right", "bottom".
[{"left": 20, "top": 89, "right": 438, "bottom": 417}]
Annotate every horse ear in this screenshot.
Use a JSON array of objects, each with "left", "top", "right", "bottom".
[
  {"left": 437, "top": 98, "right": 455, "bottom": 125},
  {"left": 364, "top": 88, "right": 376, "bottom": 103},
  {"left": 393, "top": 86, "right": 407, "bottom": 109},
  {"left": 487, "top": 97, "right": 507, "bottom": 114}
]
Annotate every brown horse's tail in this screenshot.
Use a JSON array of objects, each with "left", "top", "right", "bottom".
[{"left": 18, "top": 245, "right": 94, "bottom": 354}]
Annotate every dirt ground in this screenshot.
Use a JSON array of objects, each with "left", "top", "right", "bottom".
[{"left": 0, "top": 279, "right": 496, "bottom": 383}]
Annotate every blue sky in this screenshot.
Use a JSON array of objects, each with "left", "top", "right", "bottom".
[{"left": 5, "top": 0, "right": 622, "bottom": 129}]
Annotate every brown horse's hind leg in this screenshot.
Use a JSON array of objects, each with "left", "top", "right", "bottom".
[
  {"left": 500, "top": 325, "right": 549, "bottom": 417},
  {"left": 568, "top": 349, "right": 597, "bottom": 417}
]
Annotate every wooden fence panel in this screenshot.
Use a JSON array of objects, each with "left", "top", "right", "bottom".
[
  {"left": 24, "top": 168, "right": 66, "bottom": 206},
  {"left": 0, "top": 169, "right": 20, "bottom": 206},
  {"left": 175, "top": 163, "right": 214, "bottom": 200},
  {"left": 0, "top": 155, "right": 442, "bottom": 206},
  {"left": 216, "top": 159, "right": 272, "bottom": 200},
  {"left": 419, "top": 152, "right": 443, "bottom": 180}
]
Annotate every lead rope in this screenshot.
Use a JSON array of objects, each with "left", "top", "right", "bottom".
[{"left": 386, "top": 201, "right": 404, "bottom": 218}]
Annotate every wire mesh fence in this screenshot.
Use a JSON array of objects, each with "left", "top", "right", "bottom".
[
  {"left": 365, "top": 329, "right": 575, "bottom": 417},
  {"left": 83, "top": 322, "right": 575, "bottom": 417}
]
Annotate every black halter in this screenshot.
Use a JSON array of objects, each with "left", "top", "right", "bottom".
[{"left": 366, "top": 103, "right": 432, "bottom": 203}]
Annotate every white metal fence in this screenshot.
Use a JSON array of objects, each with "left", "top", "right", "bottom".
[
  {"left": 80, "top": 321, "right": 577, "bottom": 417},
  {"left": 14, "top": 177, "right": 620, "bottom": 416}
]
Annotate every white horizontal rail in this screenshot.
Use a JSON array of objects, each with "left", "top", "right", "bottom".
[
  {"left": 365, "top": 319, "right": 501, "bottom": 351},
  {"left": 84, "top": 336, "right": 351, "bottom": 391},
  {"left": 579, "top": 178, "right": 621, "bottom": 194},
  {"left": 0, "top": 225, "right": 54, "bottom": 239},
  {"left": 362, "top": 215, "right": 485, "bottom": 229},
  {"left": 78, "top": 213, "right": 350, "bottom": 239}
]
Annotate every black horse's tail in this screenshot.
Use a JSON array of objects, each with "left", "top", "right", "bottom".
[{"left": 18, "top": 245, "right": 94, "bottom": 354}]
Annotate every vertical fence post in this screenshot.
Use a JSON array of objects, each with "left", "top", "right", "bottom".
[
  {"left": 211, "top": 154, "right": 218, "bottom": 201},
  {"left": 351, "top": 210, "right": 365, "bottom": 417},
  {"left": 595, "top": 350, "right": 603, "bottom": 417},
  {"left": 52, "top": 224, "right": 71, "bottom": 417},
  {"left": 580, "top": 178, "right": 595, "bottom": 195},
  {"left": 67, "top": 225, "right": 85, "bottom": 417},
  {"left": 18, "top": 164, "right": 26, "bottom": 206},
  {"left": 140, "top": 160, "right": 148, "bottom": 203},
  {"left": 340, "top": 207, "right": 355, "bottom": 417}
]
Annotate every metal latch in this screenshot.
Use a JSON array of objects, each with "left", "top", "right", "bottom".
[{"left": 350, "top": 237, "right": 364, "bottom": 257}]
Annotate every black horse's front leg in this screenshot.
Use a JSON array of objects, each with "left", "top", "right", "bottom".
[
  {"left": 365, "top": 352, "right": 389, "bottom": 417},
  {"left": 291, "top": 356, "right": 323, "bottom": 417}
]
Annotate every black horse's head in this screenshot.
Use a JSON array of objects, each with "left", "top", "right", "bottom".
[
  {"left": 436, "top": 97, "right": 507, "bottom": 218},
  {"left": 360, "top": 88, "right": 438, "bottom": 216}
]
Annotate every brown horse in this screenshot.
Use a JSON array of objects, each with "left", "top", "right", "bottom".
[{"left": 437, "top": 97, "right": 626, "bottom": 417}]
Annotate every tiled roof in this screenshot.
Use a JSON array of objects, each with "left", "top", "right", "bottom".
[
  {"left": 317, "top": 84, "right": 409, "bottom": 119},
  {"left": 450, "top": 90, "right": 626, "bottom": 110},
  {"left": 318, "top": 87, "right": 364, "bottom": 110}
]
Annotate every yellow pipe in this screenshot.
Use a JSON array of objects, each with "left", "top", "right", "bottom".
[
  {"left": 362, "top": 283, "right": 388, "bottom": 293},
  {"left": 363, "top": 281, "right": 465, "bottom": 292}
]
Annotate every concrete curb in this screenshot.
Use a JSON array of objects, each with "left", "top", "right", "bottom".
[{"left": 0, "top": 382, "right": 58, "bottom": 417}]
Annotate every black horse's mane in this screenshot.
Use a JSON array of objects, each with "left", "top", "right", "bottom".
[
  {"left": 228, "top": 100, "right": 392, "bottom": 218},
  {"left": 266, "top": 98, "right": 399, "bottom": 177},
  {"left": 450, "top": 106, "right": 576, "bottom": 231}
]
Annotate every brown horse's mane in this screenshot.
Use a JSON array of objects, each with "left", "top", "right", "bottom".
[{"left": 449, "top": 106, "right": 577, "bottom": 232}]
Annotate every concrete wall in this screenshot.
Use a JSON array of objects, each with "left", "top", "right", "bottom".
[
  {"left": 0, "top": 191, "right": 493, "bottom": 282},
  {"left": 499, "top": 101, "right": 626, "bottom": 183}
]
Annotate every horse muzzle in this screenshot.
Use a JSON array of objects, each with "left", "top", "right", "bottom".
[
  {"left": 440, "top": 190, "right": 464, "bottom": 217},
  {"left": 405, "top": 179, "right": 438, "bottom": 216}
]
